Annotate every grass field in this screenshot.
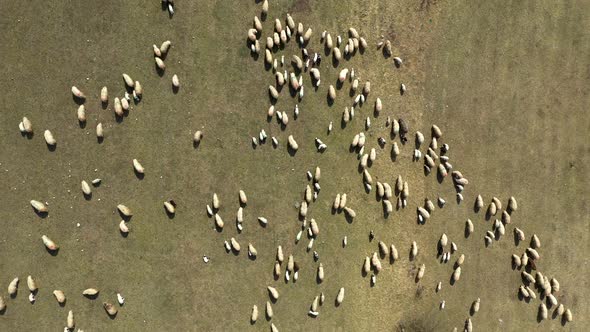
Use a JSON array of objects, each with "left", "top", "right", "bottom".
[{"left": 0, "top": 0, "right": 588, "bottom": 331}]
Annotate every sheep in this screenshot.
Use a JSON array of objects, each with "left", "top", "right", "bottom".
[
  {"left": 76, "top": 105, "right": 86, "bottom": 123},
  {"left": 22, "top": 117, "right": 33, "bottom": 133},
  {"left": 103, "top": 302, "right": 118, "bottom": 317},
  {"left": 96, "top": 123, "right": 104, "bottom": 139},
  {"left": 362, "top": 81, "right": 371, "bottom": 96},
  {"left": 214, "top": 214, "right": 224, "bottom": 229},
  {"left": 53, "top": 290, "right": 66, "bottom": 304},
  {"left": 332, "top": 195, "right": 342, "bottom": 211},
  {"left": 97, "top": 86, "right": 108, "bottom": 104},
  {"left": 491, "top": 197, "right": 502, "bottom": 211},
  {"left": 82, "top": 288, "right": 99, "bottom": 296},
  {"left": 119, "top": 220, "right": 129, "bottom": 234},
  {"left": 299, "top": 201, "right": 308, "bottom": 217},
  {"left": 487, "top": 202, "right": 497, "bottom": 216},
  {"left": 303, "top": 28, "right": 313, "bottom": 42},
  {"left": 564, "top": 309, "right": 573, "bottom": 322},
  {"left": 31, "top": 200, "right": 48, "bottom": 213},
  {"left": 339, "top": 194, "right": 347, "bottom": 209},
  {"left": 333, "top": 47, "right": 342, "bottom": 61},
  {"left": 326, "top": 33, "right": 333, "bottom": 49},
  {"left": 251, "top": 304, "right": 259, "bottom": 323},
  {"left": 417, "top": 264, "right": 426, "bottom": 281},
  {"left": 328, "top": 85, "right": 336, "bottom": 101},
  {"left": 317, "top": 263, "right": 325, "bottom": 282},
  {"left": 267, "top": 286, "right": 279, "bottom": 301},
  {"left": 288, "top": 135, "right": 299, "bottom": 151},
  {"left": 42, "top": 235, "right": 58, "bottom": 251},
  {"left": 526, "top": 247, "right": 540, "bottom": 260},
  {"left": 343, "top": 207, "right": 356, "bottom": 219},
  {"left": 410, "top": 241, "right": 418, "bottom": 260},
  {"left": 336, "top": 287, "right": 345, "bottom": 305},
  {"left": 452, "top": 267, "right": 462, "bottom": 283},
  {"left": 274, "top": 246, "right": 284, "bottom": 264},
  {"left": 42, "top": 130, "right": 57, "bottom": 146},
  {"left": 8, "top": 278, "right": 19, "bottom": 296},
  {"left": 358, "top": 256, "right": 370, "bottom": 276},
  {"left": 230, "top": 237, "right": 241, "bottom": 252},
  {"left": 508, "top": 196, "right": 518, "bottom": 212},
  {"left": 71, "top": 86, "right": 86, "bottom": 99},
  {"left": 117, "top": 204, "right": 132, "bottom": 217},
  {"left": 67, "top": 310, "right": 75, "bottom": 329},
  {"left": 260, "top": 0, "right": 269, "bottom": 14},
  {"left": 338, "top": 68, "right": 349, "bottom": 82},
  {"left": 26, "top": 276, "right": 37, "bottom": 292},
  {"left": 551, "top": 278, "right": 560, "bottom": 292},
  {"left": 531, "top": 234, "right": 541, "bottom": 248},
  {"left": 514, "top": 228, "right": 525, "bottom": 241},
  {"left": 539, "top": 303, "right": 548, "bottom": 320},
  {"left": 121, "top": 74, "right": 134, "bottom": 88},
  {"left": 113, "top": 97, "right": 123, "bottom": 117},
  {"left": 393, "top": 57, "right": 403, "bottom": 67}
]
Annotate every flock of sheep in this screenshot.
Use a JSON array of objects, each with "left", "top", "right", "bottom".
[
  {"left": 242, "top": 1, "right": 575, "bottom": 331},
  {"left": 0, "top": 1, "right": 576, "bottom": 331}
]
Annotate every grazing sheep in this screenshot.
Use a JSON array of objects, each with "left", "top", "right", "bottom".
[
  {"left": 539, "top": 303, "right": 548, "bottom": 320},
  {"left": 551, "top": 278, "right": 560, "bottom": 292},
  {"left": 514, "top": 227, "right": 525, "bottom": 241},
  {"left": 317, "top": 264, "right": 325, "bottom": 282},
  {"left": 275, "top": 246, "right": 284, "bottom": 263},
  {"left": 452, "top": 267, "right": 462, "bottom": 283},
  {"left": 43, "top": 130, "right": 56, "bottom": 146},
  {"left": 512, "top": 254, "right": 521, "bottom": 268},
  {"left": 82, "top": 288, "right": 99, "bottom": 296},
  {"left": 410, "top": 241, "right": 418, "bottom": 260},
  {"left": 413, "top": 264, "right": 425, "bottom": 282},
  {"left": 96, "top": 123, "right": 104, "bottom": 139},
  {"left": 113, "top": 97, "right": 123, "bottom": 116},
  {"left": 53, "top": 290, "right": 66, "bottom": 304},
  {"left": 336, "top": 287, "right": 345, "bottom": 305},
  {"left": 230, "top": 238, "right": 240, "bottom": 252},
  {"left": 67, "top": 310, "right": 75, "bottom": 329},
  {"left": 492, "top": 197, "right": 502, "bottom": 211},
  {"left": 328, "top": 85, "right": 336, "bottom": 101},
  {"left": 132, "top": 159, "right": 144, "bottom": 174},
  {"left": 119, "top": 220, "right": 129, "bottom": 234},
  {"left": 299, "top": 201, "right": 308, "bottom": 218},
  {"left": 564, "top": 309, "right": 573, "bottom": 322},
  {"left": 251, "top": 304, "right": 259, "bottom": 323},
  {"left": 338, "top": 68, "right": 349, "bottom": 83},
  {"left": 117, "top": 204, "right": 132, "bottom": 217},
  {"left": 103, "top": 302, "right": 117, "bottom": 317},
  {"left": 363, "top": 257, "right": 371, "bottom": 274},
  {"left": 343, "top": 207, "right": 356, "bottom": 219},
  {"left": 26, "top": 276, "right": 37, "bottom": 292},
  {"left": 22, "top": 117, "right": 33, "bottom": 134},
  {"left": 378, "top": 241, "right": 389, "bottom": 257},
  {"left": 310, "top": 218, "right": 320, "bottom": 236},
  {"left": 268, "top": 286, "right": 279, "bottom": 301},
  {"left": 98, "top": 86, "right": 108, "bottom": 103},
  {"left": 164, "top": 201, "right": 175, "bottom": 215},
  {"left": 431, "top": 124, "right": 442, "bottom": 138},
  {"left": 121, "top": 74, "right": 134, "bottom": 88},
  {"left": 526, "top": 247, "right": 540, "bottom": 260},
  {"left": 214, "top": 214, "right": 224, "bottom": 229},
  {"left": 333, "top": 47, "right": 342, "bottom": 61},
  {"left": 8, "top": 278, "right": 19, "bottom": 296},
  {"left": 41, "top": 235, "right": 58, "bottom": 251},
  {"left": 531, "top": 234, "right": 541, "bottom": 248},
  {"left": 288, "top": 135, "right": 298, "bottom": 151},
  {"left": 456, "top": 254, "right": 465, "bottom": 267},
  {"left": 31, "top": 200, "right": 48, "bottom": 213},
  {"left": 71, "top": 86, "right": 86, "bottom": 99},
  {"left": 389, "top": 245, "right": 399, "bottom": 262},
  {"left": 77, "top": 105, "right": 86, "bottom": 123},
  {"left": 487, "top": 202, "right": 497, "bottom": 216},
  {"left": 501, "top": 211, "right": 511, "bottom": 224},
  {"left": 508, "top": 196, "right": 518, "bottom": 212}
]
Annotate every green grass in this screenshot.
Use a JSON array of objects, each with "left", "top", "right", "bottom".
[{"left": 0, "top": 0, "right": 588, "bottom": 331}]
